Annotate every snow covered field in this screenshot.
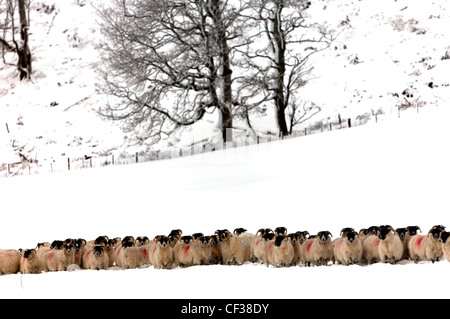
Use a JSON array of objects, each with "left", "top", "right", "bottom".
[
  {"left": 1, "top": 105, "right": 450, "bottom": 299},
  {"left": 2, "top": 0, "right": 450, "bottom": 300}
]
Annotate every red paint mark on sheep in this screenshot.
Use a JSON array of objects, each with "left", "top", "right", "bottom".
[
  {"left": 268, "top": 242, "right": 275, "bottom": 251},
  {"left": 417, "top": 237, "right": 424, "bottom": 248},
  {"left": 255, "top": 240, "right": 261, "bottom": 247},
  {"left": 85, "top": 251, "right": 91, "bottom": 261},
  {"left": 116, "top": 247, "right": 122, "bottom": 259},
  {"left": 152, "top": 247, "right": 157, "bottom": 255},
  {"left": 183, "top": 245, "right": 191, "bottom": 255},
  {"left": 141, "top": 249, "right": 148, "bottom": 258},
  {"left": 48, "top": 252, "right": 55, "bottom": 262},
  {"left": 306, "top": 241, "right": 313, "bottom": 254}
]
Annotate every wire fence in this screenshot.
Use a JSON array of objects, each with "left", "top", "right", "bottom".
[{"left": 0, "top": 101, "right": 427, "bottom": 178}]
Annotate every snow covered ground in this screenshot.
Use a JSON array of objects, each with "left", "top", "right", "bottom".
[{"left": 1, "top": 104, "right": 450, "bottom": 299}]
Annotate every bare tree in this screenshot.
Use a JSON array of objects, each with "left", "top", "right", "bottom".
[
  {"left": 96, "top": 0, "right": 249, "bottom": 145},
  {"left": 238, "top": 0, "right": 334, "bottom": 137},
  {"left": 0, "top": 0, "right": 32, "bottom": 80}
]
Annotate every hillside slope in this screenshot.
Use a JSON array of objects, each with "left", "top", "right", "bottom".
[{"left": 0, "top": 104, "right": 449, "bottom": 298}]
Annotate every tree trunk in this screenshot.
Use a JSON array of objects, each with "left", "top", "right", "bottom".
[
  {"left": 208, "top": 0, "right": 234, "bottom": 144},
  {"left": 220, "top": 106, "right": 233, "bottom": 143},
  {"left": 270, "top": 1, "right": 289, "bottom": 137},
  {"left": 17, "top": 0, "right": 31, "bottom": 80}
]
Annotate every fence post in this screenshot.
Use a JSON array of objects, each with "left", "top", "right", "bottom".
[
  {"left": 68, "top": 158, "right": 70, "bottom": 171},
  {"left": 136, "top": 152, "right": 138, "bottom": 163},
  {"left": 348, "top": 118, "right": 351, "bottom": 128}
]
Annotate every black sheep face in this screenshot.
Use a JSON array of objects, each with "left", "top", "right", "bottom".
[
  {"left": 317, "top": 231, "right": 332, "bottom": 242},
  {"left": 51, "top": 240, "right": 64, "bottom": 250},
  {"left": 94, "top": 236, "right": 108, "bottom": 245},
  {"left": 23, "top": 249, "right": 35, "bottom": 259},
  {"left": 215, "top": 230, "right": 230, "bottom": 242},
  {"left": 275, "top": 227, "right": 287, "bottom": 236},
  {"left": 122, "top": 241, "right": 135, "bottom": 248},
  {"left": 297, "top": 231, "right": 309, "bottom": 241},
  {"left": 210, "top": 235, "right": 219, "bottom": 245},
  {"left": 93, "top": 245, "right": 104, "bottom": 256},
  {"left": 136, "top": 236, "right": 149, "bottom": 245},
  {"left": 396, "top": 228, "right": 408, "bottom": 239},
  {"left": 122, "top": 236, "right": 135, "bottom": 245},
  {"left": 346, "top": 231, "right": 358, "bottom": 243},
  {"left": 407, "top": 226, "right": 421, "bottom": 236},
  {"left": 192, "top": 233, "right": 204, "bottom": 240},
  {"left": 181, "top": 236, "right": 193, "bottom": 244},
  {"left": 288, "top": 233, "right": 298, "bottom": 243},
  {"left": 367, "top": 226, "right": 380, "bottom": 236},
  {"left": 274, "top": 235, "right": 286, "bottom": 247},
  {"left": 262, "top": 233, "right": 275, "bottom": 242},
  {"left": 201, "top": 236, "right": 211, "bottom": 246},
  {"left": 234, "top": 228, "right": 247, "bottom": 235},
  {"left": 430, "top": 228, "right": 442, "bottom": 240},
  {"left": 159, "top": 236, "right": 170, "bottom": 247},
  {"left": 340, "top": 227, "right": 355, "bottom": 236},
  {"left": 378, "top": 228, "right": 392, "bottom": 240},
  {"left": 440, "top": 232, "right": 450, "bottom": 244}
]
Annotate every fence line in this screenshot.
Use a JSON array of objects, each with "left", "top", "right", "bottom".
[{"left": 0, "top": 103, "right": 428, "bottom": 178}]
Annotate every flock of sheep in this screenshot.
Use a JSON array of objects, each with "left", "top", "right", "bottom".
[{"left": 1, "top": 224, "right": 450, "bottom": 275}]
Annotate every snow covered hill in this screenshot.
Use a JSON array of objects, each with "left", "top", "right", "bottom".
[
  {"left": 1, "top": 0, "right": 450, "bottom": 176},
  {"left": 0, "top": 104, "right": 449, "bottom": 299}
]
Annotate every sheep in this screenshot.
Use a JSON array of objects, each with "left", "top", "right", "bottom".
[
  {"left": 408, "top": 227, "right": 444, "bottom": 263},
  {"left": 0, "top": 249, "right": 22, "bottom": 275},
  {"left": 266, "top": 235, "right": 294, "bottom": 267},
  {"left": 83, "top": 245, "right": 110, "bottom": 270},
  {"left": 36, "top": 242, "right": 51, "bottom": 259},
  {"left": 150, "top": 235, "right": 174, "bottom": 269},
  {"left": 50, "top": 240, "right": 64, "bottom": 250},
  {"left": 114, "top": 236, "right": 135, "bottom": 267},
  {"left": 209, "top": 235, "right": 222, "bottom": 264},
  {"left": 169, "top": 229, "right": 183, "bottom": 240},
  {"left": 120, "top": 241, "right": 151, "bottom": 269},
  {"left": 174, "top": 235, "right": 195, "bottom": 267},
  {"left": 439, "top": 231, "right": 450, "bottom": 262},
  {"left": 195, "top": 235, "right": 213, "bottom": 266},
  {"left": 136, "top": 236, "right": 150, "bottom": 246},
  {"left": 216, "top": 229, "right": 251, "bottom": 265},
  {"left": 395, "top": 228, "right": 409, "bottom": 260},
  {"left": 234, "top": 228, "right": 256, "bottom": 246},
  {"left": 361, "top": 226, "right": 381, "bottom": 264},
  {"left": 303, "top": 231, "right": 334, "bottom": 266},
  {"left": 43, "top": 243, "right": 76, "bottom": 272},
  {"left": 252, "top": 228, "right": 273, "bottom": 264},
  {"left": 73, "top": 238, "right": 87, "bottom": 267},
  {"left": 378, "top": 225, "right": 403, "bottom": 264},
  {"left": 20, "top": 249, "right": 43, "bottom": 274},
  {"left": 103, "top": 239, "right": 116, "bottom": 267},
  {"left": 333, "top": 229, "right": 363, "bottom": 265},
  {"left": 295, "top": 231, "right": 309, "bottom": 265},
  {"left": 288, "top": 233, "right": 301, "bottom": 266}
]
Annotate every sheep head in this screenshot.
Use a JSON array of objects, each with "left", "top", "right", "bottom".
[
  {"left": 407, "top": 226, "right": 421, "bottom": 235},
  {"left": 440, "top": 231, "right": 450, "bottom": 244},
  {"left": 317, "top": 231, "right": 332, "bottom": 242},
  {"left": 275, "top": 227, "right": 287, "bottom": 236},
  {"left": 93, "top": 245, "right": 105, "bottom": 256},
  {"left": 233, "top": 228, "right": 247, "bottom": 235},
  {"left": 395, "top": 228, "right": 408, "bottom": 239},
  {"left": 23, "top": 249, "right": 37, "bottom": 259},
  {"left": 274, "top": 235, "right": 288, "bottom": 247}
]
